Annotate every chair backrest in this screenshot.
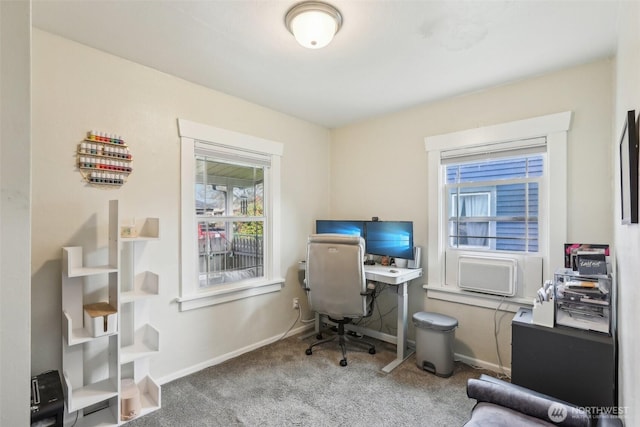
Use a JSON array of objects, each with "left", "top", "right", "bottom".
[{"left": 305, "top": 234, "right": 367, "bottom": 319}]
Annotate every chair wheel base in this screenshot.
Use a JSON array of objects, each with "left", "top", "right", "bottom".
[
  {"left": 305, "top": 348, "right": 312, "bottom": 355},
  {"left": 340, "top": 359, "right": 347, "bottom": 367},
  {"left": 369, "top": 348, "right": 376, "bottom": 355}
]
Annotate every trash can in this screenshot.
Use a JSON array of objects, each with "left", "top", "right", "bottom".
[{"left": 413, "top": 311, "right": 458, "bottom": 377}]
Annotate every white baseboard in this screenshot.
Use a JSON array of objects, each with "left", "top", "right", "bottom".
[
  {"left": 157, "top": 324, "right": 508, "bottom": 385},
  {"left": 157, "top": 323, "right": 314, "bottom": 385},
  {"left": 455, "top": 352, "right": 511, "bottom": 376}
]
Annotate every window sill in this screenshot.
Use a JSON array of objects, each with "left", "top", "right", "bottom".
[
  {"left": 423, "top": 284, "right": 533, "bottom": 313},
  {"left": 177, "top": 278, "right": 284, "bottom": 311}
]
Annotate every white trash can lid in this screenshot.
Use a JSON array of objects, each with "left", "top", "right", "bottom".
[{"left": 413, "top": 311, "right": 458, "bottom": 331}]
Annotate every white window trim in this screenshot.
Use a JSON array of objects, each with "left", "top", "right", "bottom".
[
  {"left": 177, "top": 119, "right": 284, "bottom": 311},
  {"left": 424, "top": 111, "right": 571, "bottom": 311}
]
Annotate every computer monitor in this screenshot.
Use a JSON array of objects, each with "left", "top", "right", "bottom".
[
  {"left": 315, "top": 220, "right": 366, "bottom": 237},
  {"left": 365, "top": 221, "right": 414, "bottom": 260}
]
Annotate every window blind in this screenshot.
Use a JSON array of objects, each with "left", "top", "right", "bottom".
[
  {"left": 195, "top": 140, "right": 271, "bottom": 168},
  {"left": 440, "top": 137, "right": 546, "bottom": 164}
]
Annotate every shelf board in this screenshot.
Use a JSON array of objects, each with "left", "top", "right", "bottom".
[
  {"left": 138, "top": 376, "right": 161, "bottom": 419},
  {"left": 120, "top": 324, "right": 160, "bottom": 364},
  {"left": 120, "top": 236, "right": 158, "bottom": 242},
  {"left": 77, "top": 406, "right": 118, "bottom": 427},
  {"left": 120, "top": 218, "right": 159, "bottom": 240},
  {"left": 66, "top": 377, "right": 118, "bottom": 413},
  {"left": 120, "top": 343, "right": 159, "bottom": 365},
  {"left": 63, "top": 311, "right": 117, "bottom": 346},
  {"left": 63, "top": 247, "right": 117, "bottom": 277},
  {"left": 67, "top": 265, "right": 118, "bottom": 278},
  {"left": 121, "top": 271, "right": 159, "bottom": 303},
  {"left": 138, "top": 391, "right": 161, "bottom": 418},
  {"left": 120, "top": 289, "right": 156, "bottom": 303}
]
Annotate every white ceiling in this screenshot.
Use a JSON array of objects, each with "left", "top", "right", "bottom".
[{"left": 32, "top": 0, "right": 621, "bottom": 128}]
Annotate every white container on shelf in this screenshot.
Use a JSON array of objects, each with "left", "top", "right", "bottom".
[{"left": 83, "top": 302, "right": 117, "bottom": 337}]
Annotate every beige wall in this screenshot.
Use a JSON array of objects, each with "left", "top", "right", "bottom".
[
  {"left": 613, "top": 1, "right": 640, "bottom": 424},
  {"left": 30, "top": 29, "right": 330, "bottom": 380},
  {"left": 330, "top": 59, "right": 613, "bottom": 369}
]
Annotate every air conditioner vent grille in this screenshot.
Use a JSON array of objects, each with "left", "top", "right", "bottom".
[{"left": 458, "top": 256, "right": 517, "bottom": 296}]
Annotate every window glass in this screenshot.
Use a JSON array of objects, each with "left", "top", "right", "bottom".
[
  {"left": 195, "top": 157, "right": 266, "bottom": 288},
  {"left": 446, "top": 155, "right": 542, "bottom": 252}
]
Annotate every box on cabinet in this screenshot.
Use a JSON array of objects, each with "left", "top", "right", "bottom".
[
  {"left": 83, "top": 302, "right": 117, "bottom": 337},
  {"left": 554, "top": 268, "right": 612, "bottom": 335}
]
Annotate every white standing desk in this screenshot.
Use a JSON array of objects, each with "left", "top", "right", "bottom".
[
  {"left": 362, "top": 265, "right": 422, "bottom": 373},
  {"left": 308, "top": 264, "right": 423, "bottom": 373}
]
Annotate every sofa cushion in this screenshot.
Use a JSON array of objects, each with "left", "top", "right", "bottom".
[
  {"left": 466, "top": 378, "right": 591, "bottom": 427},
  {"left": 464, "top": 402, "right": 555, "bottom": 427}
]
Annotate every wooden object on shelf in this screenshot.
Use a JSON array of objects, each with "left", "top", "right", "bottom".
[
  {"left": 83, "top": 302, "right": 118, "bottom": 337},
  {"left": 120, "top": 379, "right": 141, "bottom": 421}
]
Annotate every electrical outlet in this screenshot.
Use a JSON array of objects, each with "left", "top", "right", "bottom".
[{"left": 292, "top": 297, "right": 300, "bottom": 310}]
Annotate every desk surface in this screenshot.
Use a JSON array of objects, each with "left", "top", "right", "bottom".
[{"left": 364, "top": 264, "right": 422, "bottom": 285}]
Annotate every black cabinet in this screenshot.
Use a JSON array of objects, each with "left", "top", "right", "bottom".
[{"left": 511, "top": 308, "right": 616, "bottom": 408}]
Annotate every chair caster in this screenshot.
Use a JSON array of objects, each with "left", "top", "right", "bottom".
[
  {"left": 305, "top": 348, "right": 312, "bottom": 355},
  {"left": 340, "top": 359, "right": 348, "bottom": 367},
  {"left": 369, "top": 348, "right": 376, "bottom": 355},
  {"left": 316, "top": 334, "right": 323, "bottom": 340}
]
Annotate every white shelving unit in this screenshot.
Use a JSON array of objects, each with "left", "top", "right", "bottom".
[
  {"left": 61, "top": 201, "right": 120, "bottom": 425},
  {"left": 61, "top": 201, "right": 161, "bottom": 426},
  {"left": 119, "top": 217, "right": 161, "bottom": 421}
]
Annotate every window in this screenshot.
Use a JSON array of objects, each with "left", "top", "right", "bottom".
[
  {"left": 424, "top": 112, "right": 571, "bottom": 310},
  {"left": 446, "top": 154, "right": 543, "bottom": 252},
  {"left": 195, "top": 158, "right": 265, "bottom": 287},
  {"left": 178, "top": 119, "right": 284, "bottom": 311}
]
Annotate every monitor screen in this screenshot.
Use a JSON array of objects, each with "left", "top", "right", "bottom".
[
  {"left": 315, "top": 220, "right": 366, "bottom": 237},
  {"left": 365, "top": 221, "right": 414, "bottom": 260}
]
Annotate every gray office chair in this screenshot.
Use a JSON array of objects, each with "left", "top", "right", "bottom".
[{"left": 304, "top": 234, "right": 376, "bottom": 366}]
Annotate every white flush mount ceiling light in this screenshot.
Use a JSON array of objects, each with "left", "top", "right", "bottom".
[{"left": 285, "top": 1, "right": 343, "bottom": 49}]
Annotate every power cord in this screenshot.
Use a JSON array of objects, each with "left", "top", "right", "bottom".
[
  {"left": 70, "top": 408, "right": 79, "bottom": 427},
  {"left": 493, "top": 296, "right": 511, "bottom": 380},
  {"left": 277, "top": 301, "right": 303, "bottom": 341}
]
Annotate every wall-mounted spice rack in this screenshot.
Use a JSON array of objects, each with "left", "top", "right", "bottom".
[{"left": 77, "top": 131, "right": 133, "bottom": 186}]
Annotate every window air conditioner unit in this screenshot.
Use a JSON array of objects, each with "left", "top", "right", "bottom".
[{"left": 458, "top": 255, "right": 517, "bottom": 297}]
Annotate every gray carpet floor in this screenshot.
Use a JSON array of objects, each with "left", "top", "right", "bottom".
[{"left": 126, "top": 333, "right": 494, "bottom": 426}]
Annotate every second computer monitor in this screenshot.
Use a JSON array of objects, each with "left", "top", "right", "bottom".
[
  {"left": 315, "top": 219, "right": 414, "bottom": 260},
  {"left": 365, "top": 221, "right": 414, "bottom": 260}
]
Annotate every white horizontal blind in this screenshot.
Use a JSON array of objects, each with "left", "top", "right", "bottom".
[
  {"left": 195, "top": 140, "right": 271, "bottom": 168},
  {"left": 441, "top": 137, "right": 546, "bottom": 164}
]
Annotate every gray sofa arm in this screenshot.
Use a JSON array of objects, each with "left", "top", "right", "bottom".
[{"left": 467, "top": 375, "right": 591, "bottom": 427}]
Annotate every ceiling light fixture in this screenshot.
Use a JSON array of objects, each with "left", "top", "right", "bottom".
[{"left": 285, "top": 1, "right": 343, "bottom": 49}]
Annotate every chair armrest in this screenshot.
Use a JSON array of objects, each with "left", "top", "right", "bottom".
[{"left": 467, "top": 376, "right": 591, "bottom": 427}]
